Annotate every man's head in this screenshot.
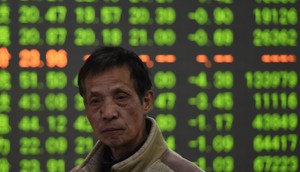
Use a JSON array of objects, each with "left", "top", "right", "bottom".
[
  {"left": 77, "top": 46, "right": 154, "bottom": 159},
  {"left": 78, "top": 46, "right": 152, "bottom": 103}
]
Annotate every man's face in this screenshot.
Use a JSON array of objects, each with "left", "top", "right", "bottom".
[{"left": 84, "top": 65, "right": 153, "bottom": 154}]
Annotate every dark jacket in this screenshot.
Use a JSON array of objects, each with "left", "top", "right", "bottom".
[{"left": 70, "top": 117, "right": 204, "bottom": 172}]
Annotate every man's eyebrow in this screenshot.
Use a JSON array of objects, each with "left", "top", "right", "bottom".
[
  {"left": 88, "top": 91, "right": 102, "bottom": 97},
  {"left": 112, "top": 86, "right": 132, "bottom": 94}
]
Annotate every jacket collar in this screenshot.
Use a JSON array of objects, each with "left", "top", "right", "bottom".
[{"left": 77, "top": 117, "right": 168, "bottom": 172}]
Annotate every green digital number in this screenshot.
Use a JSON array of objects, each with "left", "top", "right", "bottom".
[
  {"left": 155, "top": 7, "right": 176, "bottom": 25},
  {"left": 45, "top": 93, "right": 67, "bottom": 111},
  {"left": 154, "top": 71, "right": 176, "bottom": 89},
  {"left": 165, "top": 135, "right": 175, "bottom": 150},
  {"left": 188, "top": 136, "right": 207, "bottom": 152},
  {"left": 18, "top": 115, "right": 41, "bottom": 132},
  {"left": 0, "top": 92, "right": 11, "bottom": 113},
  {"left": 253, "top": 134, "right": 298, "bottom": 152},
  {"left": 0, "top": 137, "right": 10, "bottom": 155},
  {"left": 214, "top": 113, "right": 233, "bottom": 131},
  {"left": 19, "top": 137, "right": 41, "bottom": 155},
  {"left": 47, "top": 115, "right": 67, "bottom": 133},
  {"left": 214, "top": 7, "right": 234, "bottom": 25},
  {"left": 46, "top": 71, "right": 67, "bottom": 89},
  {"left": 154, "top": 28, "right": 176, "bottom": 46},
  {"left": 0, "top": 70, "right": 11, "bottom": 90},
  {"left": 19, "top": 27, "right": 40, "bottom": 45},
  {"left": 213, "top": 92, "right": 233, "bottom": 110},
  {"left": 45, "top": 137, "right": 68, "bottom": 154},
  {"left": 75, "top": 6, "right": 95, "bottom": 24},
  {"left": 0, "top": 26, "right": 10, "bottom": 46},
  {"left": 188, "top": 92, "right": 209, "bottom": 110},
  {"left": 74, "top": 28, "right": 97, "bottom": 46},
  {"left": 245, "top": 71, "right": 298, "bottom": 89},
  {"left": 101, "top": 7, "right": 122, "bottom": 24},
  {"left": 47, "top": 159, "right": 65, "bottom": 172},
  {"left": 18, "top": 93, "right": 40, "bottom": 111},
  {"left": 195, "top": 157, "right": 206, "bottom": 170},
  {"left": 0, "top": 4, "right": 10, "bottom": 24},
  {"left": 19, "top": 159, "right": 40, "bottom": 172},
  {"left": 75, "top": 136, "right": 94, "bottom": 154},
  {"left": 253, "top": 156, "right": 298, "bottom": 172},
  {"left": 128, "top": 28, "right": 149, "bottom": 46},
  {"left": 73, "top": 115, "right": 93, "bottom": 133},
  {"left": 128, "top": 7, "right": 150, "bottom": 24},
  {"left": 214, "top": 28, "right": 234, "bottom": 46},
  {"left": 156, "top": 114, "right": 176, "bottom": 132},
  {"left": 45, "top": 6, "right": 67, "bottom": 23},
  {"left": 19, "top": 71, "right": 38, "bottom": 89},
  {"left": 18, "top": 5, "right": 40, "bottom": 23},
  {"left": 102, "top": 28, "right": 122, "bottom": 46},
  {"left": 0, "top": 158, "right": 10, "bottom": 171},
  {"left": 188, "top": 29, "right": 208, "bottom": 46},
  {"left": 154, "top": 92, "right": 176, "bottom": 110},
  {"left": 253, "top": 92, "right": 298, "bottom": 110},
  {"left": 213, "top": 135, "right": 234, "bottom": 152},
  {"left": 188, "top": 72, "right": 208, "bottom": 88},
  {"left": 46, "top": 27, "right": 67, "bottom": 45},
  {"left": 254, "top": 7, "right": 298, "bottom": 25},
  {"left": 188, "top": 7, "right": 208, "bottom": 25},
  {"left": 74, "top": 93, "right": 85, "bottom": 111},
  {"left": 253, "top": 28, "right": 297, "bottom": 47},
  {"left": 74, "top": 158, "right": 85, "bottom": 166},
  {"left": 214, "top": 71, "right": 233, "bottom": 89},
  {"left": 252, "top": 113, "right": 298, "bottom": 131},
  {"left": 188, "top": 114, "right": 207, "bottom": 131},
  {"left": 213, "top": 156, "right": 234, "bottom": 172}
]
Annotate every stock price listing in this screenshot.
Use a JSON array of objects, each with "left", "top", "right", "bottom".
[{"left": 0, "top": 0, "right": 299, "bottom": 172}]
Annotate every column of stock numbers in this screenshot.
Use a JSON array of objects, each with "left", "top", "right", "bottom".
[
  {"left": 187, "top": 0, "right": 235, "bottom": 171},
  {"left": 250, "top": 0, "right": 299, "bottom": 172},
  {"left": 0, "top": 1, "right": 13, "bottom": 171}
]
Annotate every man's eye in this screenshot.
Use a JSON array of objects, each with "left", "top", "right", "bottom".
[
  {"left": 90, "top": 98, "right": 100, "bottom": 104},
  {"left": 116, "top": 93, "right": 129, "bottom": 101}
]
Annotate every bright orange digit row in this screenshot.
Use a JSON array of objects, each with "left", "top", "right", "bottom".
[
  {"left": 19, "top": 49, "right": 44, "bottom": 68},
  {"left": 46, "top": 49, "right": 68, "bottom": 68},
  {"left": 261, "top": 54, "right": 296, "bottom": 63},
  {"left": 18, "top": 49, "right": 68, "bottom": 68},
  {"left": 0, "top": 47, "right": 11, "bottom": 68}
]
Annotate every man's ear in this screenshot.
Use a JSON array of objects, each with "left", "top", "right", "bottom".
[{"left": 143, "top": 90, "right": 154, "bottom": 113}]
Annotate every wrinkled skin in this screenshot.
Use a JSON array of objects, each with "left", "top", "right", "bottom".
[{"left": 84, "top": 65, "right": 153, "bottom": 160}]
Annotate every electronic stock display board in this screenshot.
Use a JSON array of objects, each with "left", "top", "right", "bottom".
[{"left": 0, "top": 0, "right": 299, "bottom": 171}]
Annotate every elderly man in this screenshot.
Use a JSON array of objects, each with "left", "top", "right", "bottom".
[{"left": 70, "top": 46, "right": 204, "bottom": 172}]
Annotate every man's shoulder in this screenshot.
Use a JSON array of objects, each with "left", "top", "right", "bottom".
[{"left": 159, "top": 149, "right": 205, "bottom": 172}]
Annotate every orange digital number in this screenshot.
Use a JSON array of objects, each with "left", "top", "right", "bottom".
[
  {"left": 155, "top": 54, "right": 176, "bottom": 63},
  {"left": 19, "top": 49, "right": 43, "bottom": 68},
  {"left": 214, "top": 54, "right": 234, "bottom": 63},
  {"left": 46, "top": 49, "right": 68, "bottom": 68},
  {"left": 139, "top": 54, "right": 154, "bottom": 68},
  {"left": 0, "top": 47, "right": 11, "bottom": 68}
]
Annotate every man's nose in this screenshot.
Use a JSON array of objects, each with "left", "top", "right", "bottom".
[{"left": 100, "top": 99, "right": 118, "bottom": 121}]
